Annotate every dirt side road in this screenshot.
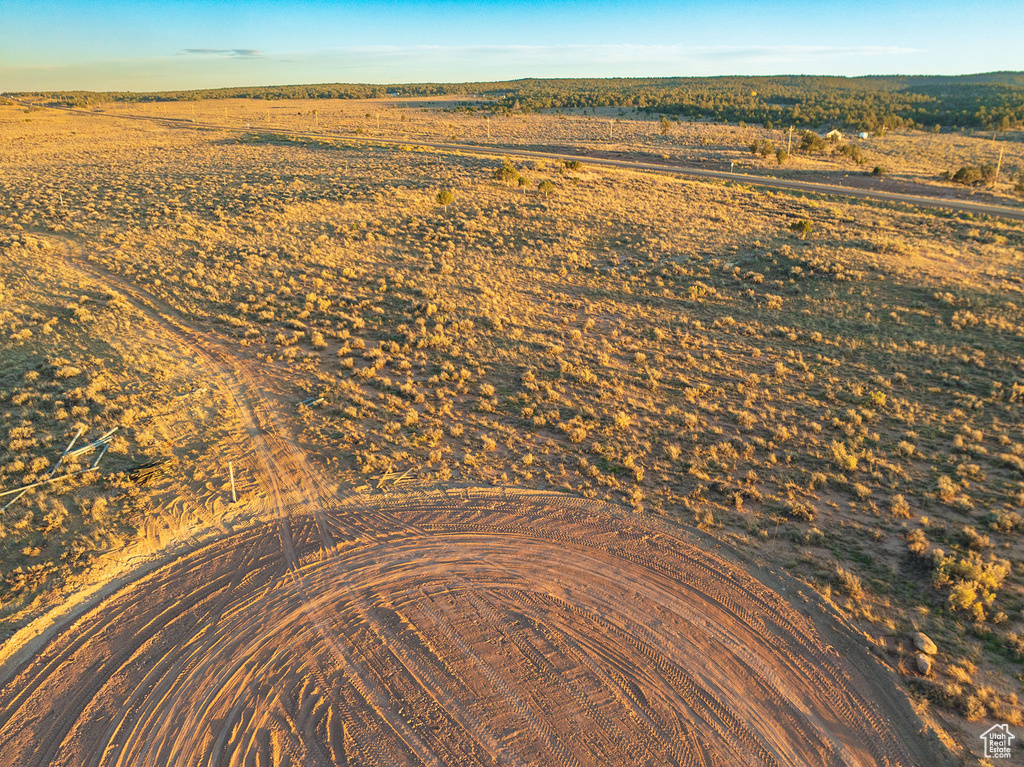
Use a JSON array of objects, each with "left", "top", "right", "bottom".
[{"left": 0, "top": 239, "right": 952, "bottom": 766}]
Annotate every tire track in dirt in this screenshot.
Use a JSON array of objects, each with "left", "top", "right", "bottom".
[
  {"left": 0, "top": 494, "right": 946, "bottom": 765},
  {"left": 0, "top": 238, "right": 951, "bottom": 766}
]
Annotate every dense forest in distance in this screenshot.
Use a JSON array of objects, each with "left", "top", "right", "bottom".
[{"left": 12, "top": 72, "right": 1024, "bottom": 133}]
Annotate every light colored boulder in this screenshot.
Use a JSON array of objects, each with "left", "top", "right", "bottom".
[
  {"left": 915, "top": 653, "right": 933, "bottom": 675},
  {"left": 913, "top": 632, "right": 938, "bottom": 655}
]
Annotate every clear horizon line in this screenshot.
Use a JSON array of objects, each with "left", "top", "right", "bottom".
[{"left": 8, "top": 69, "right": 1022, "bottom": 96}]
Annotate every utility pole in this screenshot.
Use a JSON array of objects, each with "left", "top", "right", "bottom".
[
  {"left": 993, "top": 147, "right": 1004, "bottom": 187},
  {"left": 376, "top": 113, "right": 380, "bottom": 130},
  {"left": 609, "top": 120, "right": 613, "bottom": 140},
  {"left": 787, "top": 125, "right": 794, "bottom": 155},
  {"left": 229, "top": 462, "right": 237, "bottom": 504},
  {"left": 486, "top": 118, "right": 490, "bottom": 139}
]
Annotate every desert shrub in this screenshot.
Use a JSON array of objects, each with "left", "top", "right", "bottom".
[
  {"left": 492, "top": 158, "right": 520, "bottom": 185},
  {"left": 961, "top": 526, "right": 992, "bottom": 551},
  {"left": 749, "top": 139, "right": 774, "bottom": 158},
  {"left": 436, "top": 189, "right": 454, "bottom": 209},
  {"left": 906, "top": 528, "right": 929, "bottom": 556},
  {"left": 612, "top": 411, "right": 632, "bottom": 430},
  {"left": 999, "top": 452, "right": 1024, "bottom": 474},
  {"left": 790, "top": 219, "right": 813, "bottom": 237},
  {"left": 800, "top": 132, "right": 826, "bottom": 153},
  {"left": 932, "top": 550, "right": 1010, "bottom": 621},
  {"left": 735, "top": 411, "right": 757, "bottom": 430},
  {"left": 837, "top": 143, "right": 864, "bottom": 164},
  {"left": 830, "top": 440, "right": 858, "bottom": 471},
  {"left": 937, "top": 475, "right": 958, "bottom": 502},
  {"left": 890, "top": 493, "right": 911, "bottom": 518},
  {"left": 833, "top": 566, "right": 864, "bottom": 601},
  {"left": 950, "top": 165, "right": 996, "bottom": 186},
  {"left": 782, "top": 499, "right": 815, "bottom": 521},
  {"left": 960, "top": 694, "right": 987, "bottom": 721},
  {"left": 808, "top": 471, "right": 828, "bottom": 490},
  {"left": 1002, "top": 633, "right": 1024, "bottom": 661},
  {"left": 852, "top": 482, "right": 872, "bottom": 500},
  {"left": 988, "top": 511, "right": 1023, "bottom": 534},
  {"left": 687, "top": 281, "right": 718, "bottom": 300}
]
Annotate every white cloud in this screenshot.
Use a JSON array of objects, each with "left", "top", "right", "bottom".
[{"left": 181, "top": 49, "right": 263, "bottom": 58}]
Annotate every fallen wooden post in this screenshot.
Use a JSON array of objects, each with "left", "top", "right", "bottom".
[
  {"left": 0, "top": 488, "right": 31, "bottom": 513},
  {"left": 68, "top": 427, "right": 118, "bottom": 459},
  {"left": 128, "top": 457, "right": 177, "bottom": 485},
  {"left": 376, "top": 471, "right": 398, "bottom": 489},
  {"left": 0, "top": 467, "right": 99, "bottom": 499},
  {"left": 45, "top": 427, "right": 85, "bottom": 480},
  {"left": 70, "top": 437, "right": 114, "bottom": 458},
  {"left": 392, "top": 468, "right": 415, "bottom": 485},
  {"left": 91, "top": 442, "right": 109, "bottom": 470}
]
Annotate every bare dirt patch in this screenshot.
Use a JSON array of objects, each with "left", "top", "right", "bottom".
[{"left": 0, "top": 489, "right": 943, "bottom": 766}]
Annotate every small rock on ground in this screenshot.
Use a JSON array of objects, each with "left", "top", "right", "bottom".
[{"left": 913, "top": 632, "right": 937, "bottom": 655}]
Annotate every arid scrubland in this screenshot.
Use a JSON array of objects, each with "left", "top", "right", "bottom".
[
  {"left": 2, "top": 101, "right": 1024, "bottom": 736},
  {"left": 111, "top": 96, "right": 1024, "bottom": 205}
]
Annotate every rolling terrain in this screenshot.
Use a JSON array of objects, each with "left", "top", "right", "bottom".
[
  {"left": 1, "top": 98, "right": 1023, "bottom": 764},
  {"left": 0, "top": 239, "right": 941, "bottom": 765}
]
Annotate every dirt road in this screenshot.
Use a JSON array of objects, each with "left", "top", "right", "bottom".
[{"left": 0, "top": 240, "right": 949, "bottom": 765}]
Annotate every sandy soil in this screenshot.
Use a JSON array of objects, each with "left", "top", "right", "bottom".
[
  {"left": 0, "top": 490, "right": 943, "bottom": 767},
  {"left": 0, "top": 238, "right": 950, "bottom": 766}
]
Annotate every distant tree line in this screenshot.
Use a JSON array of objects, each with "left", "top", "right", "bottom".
[
  {"left": 485, "top": 75, "right": 1024, "bottom": 132},
  {"left": 16, "top": 72, "right": 1024, "bottom": 131}
]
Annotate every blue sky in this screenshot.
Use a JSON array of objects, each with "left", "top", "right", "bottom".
[{"left": 1, "top": 0, "right": 1021, "bottom": 91}]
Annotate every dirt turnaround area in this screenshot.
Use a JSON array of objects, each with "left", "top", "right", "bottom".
[
  {"left": 0, "top": 490, "right": 937, "bottom": 767},
  {"left": 0, "top": 239, "right": 949, "bottom": 766}
]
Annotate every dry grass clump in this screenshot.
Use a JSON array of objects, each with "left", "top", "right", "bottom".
[{"left": 2, "top": 101, "right": 1024, "bottom": 723}]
